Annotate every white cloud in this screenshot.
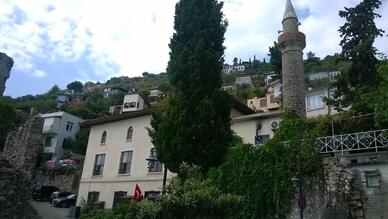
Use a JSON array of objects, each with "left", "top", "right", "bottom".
[
  {"left": 32, "top": 69, "right": 46, "bottom": 78},
  {"left": 0, "top": 0, "right": 387, "bottom": 83}
]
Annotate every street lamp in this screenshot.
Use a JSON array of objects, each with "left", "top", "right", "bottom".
[
  {"left": 146, "top": 148, "right": 167, "bottom": 194},
  {"left": 291, "top": 169, "right": 306, "bottom": 219}
]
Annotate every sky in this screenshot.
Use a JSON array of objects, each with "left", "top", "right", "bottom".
[{"left": 1, "top": 0, "right": 387, "bottom": 97}]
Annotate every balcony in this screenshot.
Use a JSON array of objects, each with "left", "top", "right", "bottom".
[
  {"left": 42, "top": 125, "right": 58, "bottom": 134},
  {"left": 313, "top": 129, "right": 388, "bottom": 154}
]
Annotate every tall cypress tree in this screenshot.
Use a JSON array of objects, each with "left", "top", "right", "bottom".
[
  {"left": 149, "top": 0, "right": 231, "bottom": 173},
  {"left": 268, "top": 41, "right": 282, "bottom": 75},
  {"left": 333, "top": 0, "right": 384, "bottom": 113}
]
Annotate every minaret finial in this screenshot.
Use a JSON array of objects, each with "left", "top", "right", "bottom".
[{"left": 283, "top": 0, "right": 298, "bottom": 22}]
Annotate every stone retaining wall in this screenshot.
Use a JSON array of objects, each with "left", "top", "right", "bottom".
[
  {"left": 0, "top": 154, "right": 39, "bottom": 219},
  {"left": 3, "top": 117, "right": 43, "bottom": 172},
  {"left": 289, "top": 152, "right": 388, "bottom": 219}
]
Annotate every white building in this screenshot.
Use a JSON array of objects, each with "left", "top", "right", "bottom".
[
  {"left": 308, "top": 71, "right": 340, "bottom": 81},
  {"left": 77, "top": 95, "right": 257, "bottom": 208},
  {"left": 222, "top": 64, "right": 233, "bottom": 74},
  {"left": 264, "top": 72, "right": 280, "bottom": 86},
  {"left": 40, "top": 111, "right": 83, "bottom": 160},
  {"left": 233, "top": 65, "right": 245, "bottom": 72},
  {"left": 148, "top": 87, "right": 164, "bottom": 104},
  {"left": 123, "top": 93, "right": 145, "bottom": 113}
]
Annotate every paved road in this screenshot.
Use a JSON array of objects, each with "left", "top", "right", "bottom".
[{"left": 31, "top": 201, "right": 69, "bottom": 219}]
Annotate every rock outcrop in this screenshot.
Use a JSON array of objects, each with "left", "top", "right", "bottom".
[
  {"left": 3, "top": 117, "right": 44, "bottom": 173},
  {"left": 0, "top": 154, "right": 39, "bottom": 219},
  {"left": 0, "top": 53, "right": 14, "bottom": 96}
]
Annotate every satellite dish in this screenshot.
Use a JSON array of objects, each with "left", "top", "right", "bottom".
[{"left": 271, "top": 121, "right": 279, "bottom": 129}]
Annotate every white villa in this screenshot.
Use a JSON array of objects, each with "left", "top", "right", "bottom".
[{"left": 76, "top": 93, "right": 282, "bottom": 208}]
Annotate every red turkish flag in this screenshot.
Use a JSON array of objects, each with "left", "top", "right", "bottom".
[{"left": 133, "top": 184, "right": 142, "bottom": 203}]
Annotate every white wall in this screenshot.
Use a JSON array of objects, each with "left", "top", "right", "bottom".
[
  {"left": 231, "top": 115, "right": 281, "bottom": 145},
  {"left": 77, "top": 115, "right": 173, "bottom": 208},
  {"left": 41, "top": 112, "right": 82, "bottom": 160},
  {"left": 123, "top": 94, "right": 145, "bottom": 112}
]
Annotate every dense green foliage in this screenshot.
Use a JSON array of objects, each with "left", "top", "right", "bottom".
[
  {"left": 210, "top": 113, "right": 325, "bottom": 218},
  {"left": 0, "top": 97, "right": 19, "bottom": 151},
  {"left": 62, "top": 128, "right": 90, "bottom": 155},
  {"left": 333, "top": 0, "right": 384, "bottom": 114},
  {"left": 67, "top": 81, "right": 84, "bottom": 93},
  {"left": 81, "top": 165, "right": 241, "bottom": 219},
  {"left": 268, "top": 41, "right": 282, "bottom": 74},
  {"left": 304, "top": 54, "right": 351, "bottom": 74},
  {"left": 149, "top": 0, "right": 232, "bottom": 172},
  {"left": 374, "top": 62, "right": 388, "bottom": 127}
]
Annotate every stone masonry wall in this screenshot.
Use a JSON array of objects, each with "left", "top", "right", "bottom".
[
  {"left": 289, "top": 152, "right": 388, "bottom": 219},
  {"left": 34, "top": 170, "right": 82, "bottom": 193},
  {"left": 281, "top": 49, "right": 306, "bottom": 116},
  {"left": 3, "top": 117, "right": 43, "bottom": 173},
  {"left": 0, "top": 154, "right": 39, "bottom": 219}
]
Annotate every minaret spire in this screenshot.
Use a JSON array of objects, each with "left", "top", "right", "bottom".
[
  {"left": 278, "top": 0, "right": 306, "bottom": 117},
  {"left": 283, "top": 0, "right": 298, "bottom": 22}
]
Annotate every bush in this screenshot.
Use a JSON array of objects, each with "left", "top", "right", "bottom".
[{"left": 81, "top": 165, "right": 241, "bottom": 219}]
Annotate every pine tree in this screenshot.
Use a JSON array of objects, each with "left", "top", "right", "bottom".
[
  {"left": 149, "top": 0, "right": 231, "bottom": 173},
  {"left": 333, "top": 0, "right": 384, "bottom": 113}
]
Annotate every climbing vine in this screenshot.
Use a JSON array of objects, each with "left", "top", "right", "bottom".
[{"left": 210, "top": 111, "right": 326, "bottom": 218}]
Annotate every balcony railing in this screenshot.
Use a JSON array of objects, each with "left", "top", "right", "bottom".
[{"left": 313, "top": 129, "right": 388, "bottom": 154}]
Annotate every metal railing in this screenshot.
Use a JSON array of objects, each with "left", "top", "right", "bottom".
[{"left": 313, "top": 129, "right": 388, "bottom": 154}]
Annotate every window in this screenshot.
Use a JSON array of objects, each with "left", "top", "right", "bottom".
[
  {"left": 259, "top": 99, "right": 267, "bottom": 108},
  {"left": 307, "top": 93, "right": 325, "bottom": 110},
  {"left": 87, "top": 191, "right": 100, "bottom": 203},
  {"left": 126, "top": 127, "right": 133, "bottom": 141},
  {"left": 66, "top": 122, "right": 74, "bottom": 132},
  {"left": 113, "top": 191, "right": 128, "bottom": 205},
  {"left": 100, "top": 131, "right": 107, "bottom": 145},
  {"left": 269, "top": 95, "right": 276, "bottom": 104},
  {"left": 124, "top": 102, "right": 137, "bottom": 109},
  {"left": 255, "top": 135, "right": 270, "bottom": 146},
  {"left": 119, "top": 151, "right": 133, "bottom": 174},
  {"left": 366, "top": 170, "right": 380, "bottom": 187},
  {"left": 44, "top": 137, "right": 53, "bottom": 147},
  {"left": 93, "top": 154, "right": 105, "bottom": 176},
  {"left": 148, "top": 148, "right": 163, "bottom": 173},
  {"left": 144, "top": 191, "right": 161, "bottom": 201}
]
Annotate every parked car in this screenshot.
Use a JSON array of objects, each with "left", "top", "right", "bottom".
[
  {"left": 32, "top": 185, "right": 60, "bottom": 201},
  {"left": 52, "top": 194, "right": 76, "bottom": 208},
  {"left": 49, "top": 191, "right": 73, "bottom": 204}
]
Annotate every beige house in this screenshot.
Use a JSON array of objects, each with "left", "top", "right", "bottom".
[
  {"left": 232, "top": 111, "right": 282, "bottom": 146},
  {"left": 247, "top": 87, "right": 280, "bottom": 112},
  {"left": 77, "top": 94, "right": 258, "bottom": 208},
  {"left": 77, "top": 108, "right": 168, "bottom": 208}
]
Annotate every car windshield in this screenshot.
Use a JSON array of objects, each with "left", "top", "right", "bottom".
[
  {"left": 59, "top": 192, "right": 71, "bottom": 197},
  {"left": 67, "top": 194, "right": 76, "bottom": 199}
]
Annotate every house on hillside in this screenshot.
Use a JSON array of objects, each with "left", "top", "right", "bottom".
[
  {"left": 248, "top": 71, "right": 341, "bottom": 117},
  {"left": 148, "top": 87, "right": 165, "bottom": 104},
  {"left": 40, "top": 111, "right": 83, "bottom": 161},
  {"left": 76, "top": 94, "right": 257, "bottom": 208},
  {"left": 104, "top": 87, "right": 129, "bottom": 98},
  {"left": 222, "top": 64, "right": 233, "bottom": 74},
  {"left": 247, "top": 87, "right": 280, "bottom": 112},
  {"left": 264, "top": 72, "right": 280, "bottom": 86}
]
